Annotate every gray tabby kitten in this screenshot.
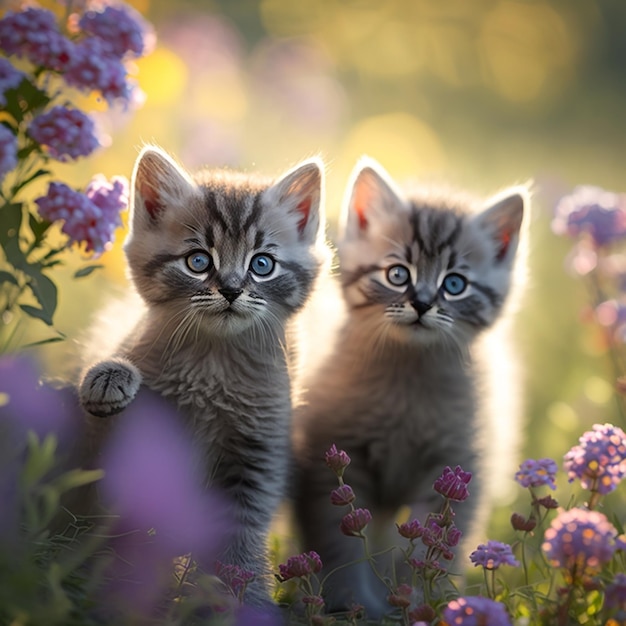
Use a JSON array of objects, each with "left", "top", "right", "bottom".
[
  {"left": 293, "top": 158, "right": 526, "bottom": 618},
  {"left": 78, "top": 146, "right": 327, "bottom": 607}
]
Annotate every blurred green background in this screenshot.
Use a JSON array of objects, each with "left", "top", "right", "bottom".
[{"left": 13, "top": 0, "right": 626, "bottom": 539}]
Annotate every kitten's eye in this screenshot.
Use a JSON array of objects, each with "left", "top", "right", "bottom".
[
  {"left": 387, "top": 265, "right": 410, "bottom": 287},
  {"left": 186, "top": 251, "right": 212, "bottom": 273},
  {"left": 442, "top": 273, "right": 468, "bottom": 296},
  {"left": 250, "top": 253, "right": 275, "bottom": 277}
]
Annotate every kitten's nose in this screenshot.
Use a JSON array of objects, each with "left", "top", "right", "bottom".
[
  {"left": 218, "top": 288, "right": 243, "bottom": 304},
  {"left": 411, "top": 299, "right": 432, "bottom": 317}
]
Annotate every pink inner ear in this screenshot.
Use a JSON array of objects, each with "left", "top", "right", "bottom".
[
  {"left": 297, "top": 197, "right": 311, "bottom": 233},
  {"left": 352, "top": 186, "right": 369, "bottom": 230},
  {"left": 496, "top": 230, "right": 512, "bottom": 261},
  {"left": 139, "top": 180, "right": 162, "bottom": 220}
]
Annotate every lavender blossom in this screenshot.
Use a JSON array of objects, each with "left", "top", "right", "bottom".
[
  {"left": 515, "top": 457, "right": 558, "bottom": 490},
  {"left": 433, "top": 465, "right": 472, "bottom": 501},
  {"left": 0, "top": 7, "right": 72, "bottom": 71},
  {"left": 470, "top": 540, "right": 519, "bottom": 570},
  {"left": 28, "top": 106, "right": 100, "bottom": 161},
  {"left": 552, "top": 185, "right": 626, "bottom": 248},
  {"left": 0, "top": 58, "right": 23, "bottom": 107},
  {"left": 79, "top": 4, "right": 153, "bottom": 59},
  {"left": 542, "top": 508, "right": 618, "bottom": 579},
  {"left": 0, "top": 125, "right": 18, "bottom": 181},
  {"left": 443, "top": 596, "right": 512, "bottom": 626},
  {"left": 564, "top": 423, "right": 626, "bottom": 495}
]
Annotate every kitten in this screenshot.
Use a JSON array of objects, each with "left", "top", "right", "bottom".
[
  {"left": 77, "top": 146, "right": 327, "bottom": 607},
  {"left": 293, "top": 158, "right": 527, "bottom": 618}
]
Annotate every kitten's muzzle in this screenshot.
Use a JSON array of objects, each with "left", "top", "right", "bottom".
[
  {"left": 411, "top": 298, "right": 433, "bottom": 317},
  {"left": 218, "top": 287, "right": 243, "bottom": 303}
]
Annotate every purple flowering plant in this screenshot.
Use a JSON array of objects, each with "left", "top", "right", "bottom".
[{"left": 0, "top": 1, "right": 153, "bottom": 338}]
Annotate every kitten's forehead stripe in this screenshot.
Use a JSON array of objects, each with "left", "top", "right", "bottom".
[{"left": 243, "top": 193, "right": 264, "bottom": 232}]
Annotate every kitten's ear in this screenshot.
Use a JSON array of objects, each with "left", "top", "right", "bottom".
[
  {"left": 342, "top": 157, "right": 404, "bottom": 239},
  {"left": 478, "top": 186, "right": 528, "bottom": 263},
  {"left": 268, "top": 157, "right": 324, "bottom": 243},
  {"left": 130, "top": 146, "right": 196, "bottom": 229}
]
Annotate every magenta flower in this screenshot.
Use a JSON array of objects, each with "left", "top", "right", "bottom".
[
  {"left": 79, "top": 5, "right": 153, "bottom": 59},
  {"left": 64, "top": 37, "right": 132, "bottom": 103},
  {"left": 470, "top": 540, "right": 519, "bottom": 570},
  {"left": 564, "top": 423, "right": 626, "bottom": 495},
  {"left": 35, "top": 176, "right": 127, "bottom": 255},
  {"left": 0, "top": 58, "right": 23, "bottom": 106},
  {"left": 542, "top": 508, "right": 618, "bottom": 579},
  {"left": 515, "top": 458, "right": 558, "bottom": 490},
  {"left": 330, "top": 484, "right": 355, "bottom": 506},
  {"left": 215, "top": 561, "right": 255, "bottom": 598},
  {"left": 433, "top": 465, "right": 472, "bottom": 501},
  {"left": 340, "top": 508, "right": 372, "bottom": 537},
  {"left": 277, "top": 551, "right": 322, "bottom": 582},
  {"left": 552, "top": 185, "right": 626, "bottom": 248},
  {"left": 397, "top": 518, "right": 425, "bottom": 540},
  {"left": 325, "top": 444, "right": 350, "bottom": 476},
  {"left": 0, "top": 7, "right": 72, "bottom": 71},
  {"left": 28, "top": 106, "right": 100, "bottom": 161},
  {"left": 443, "top": 596, "right": 512, "bottom": 626},
  {"left": 0, "top": 125, "right": 18, "bottom": 180}
]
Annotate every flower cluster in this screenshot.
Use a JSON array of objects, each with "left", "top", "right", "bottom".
[
  {"left": 276, "top": 551, "right": 322, "bottom": 582},
  {"left": 0, "top": 125, "right": 18, "bottom": 180},
  {"left": 564, "top": 423, "right": 626, "bottom": 495},
  {"left": 215, "top": 561, "right": 256, "bottom": 600},
  {"left": 470, "top": 540, "right": 519, "bottom": 570},
  {"left": 0, "top": 58, "right": 23, "bottom": 106},
  {"left": 443, "top": 596, "right": 512, "bottom": 626},
  {"left": 514, "top": 457, "right": 558, "bottom": 490}
]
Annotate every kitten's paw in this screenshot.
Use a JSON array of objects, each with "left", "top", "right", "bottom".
[{"left": 79, "top": 358, "right": 142, "bottom": 418}]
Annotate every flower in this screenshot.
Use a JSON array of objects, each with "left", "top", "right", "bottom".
[
  {"left": 339, "top": 508, "right": 372, "bottom": 537},
  {"left": 35, "top": 177, "right": 127, "bottom": 255},
  {"left": 0, "top": 58, "right": 23, "bottom": 107},
  {"left": 79, "top": 5, "right": 153, "bottom": 59},
  {"left": 515, "top": 458, "right": 558, "bottom": 490},
  {"left": 564, "top": 423, "right": 626, "bottom": 495},
  {"left": 277, "top": 551, "right": 322, "bottom": 581},
  {"left": 433, "top": 465, "right": 472, "bottom": 501},
  {"left": 0, "top": 7, "right": 72, "bottom": 71},
  {"left": 542, "top": 508, "right": 618, "bottom": 579},
  {"left": 325, "top": 444, "right": 350, "bottom": 476},
  {"left": 470, "top": 540, "right": 519, "bottom": 570},
  {"left": 215, "top": 561, "right": 255, "bottom": 597},
  {"left": 64, "top": 37, "right": 132, "bottom": 103},
  {"left": 330, "top": 484, "right": 355, "bottom": 506},
  {"left": 397, "top": 518, "right": 425, "bottom": 540},
  {"left": 510, "top": 512, "right": 537, "bottom": 532},
  {"left": 443, "top": 596, "right": 512, "bottom": 626},
  {"left": 0, "top": 125, "right": 18, "bottom": 181},
  {"left": 28, "top": 106, "right": 100, "bottom": 161},
  {"left": 552, "top": 185, "right": 626, "bottom": 248},
  {"left": 605, "top": 573, "right": 626, "bottom": 613}
]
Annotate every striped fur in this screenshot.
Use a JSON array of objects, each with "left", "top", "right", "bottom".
[
  {"left": 78, "top": 146, "right": 327, "bottom": 606},
  {"left": 293, "top": 158, "right": 527, "bottom": 618}
]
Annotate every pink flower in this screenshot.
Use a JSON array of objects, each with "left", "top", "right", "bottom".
[
  {"left": 28, "top": 106, "right": 100, "bottom": 161},
  {"left": 277, "top": 551, "right": 322, "bottom": 581},
  {"left": 397, "top": 519, "right": 425, "bottom": 540},
  {"left": 215, "top": 561, "right": 255, "bottom": 597},
  {"left": 433, "top": 465, "right": 472, "bottom": 501},
  {"left": 325, "top": 444, "right": 350, "bottom": 476},
  {"left": 330, "top": 484, "right": 355, "bottom": 506},
  {"left": 340, "top": 508, "right": 372, "bottom": 537},
  {"left": 0, "top": 125, "right": 18, "bottom": 180}
]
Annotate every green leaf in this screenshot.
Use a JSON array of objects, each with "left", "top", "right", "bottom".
[
  {"left": 0, "top": 270, "right": 19, "bottom": 286},
  {"left": 0, "top": 202, "right": 27, "bottom": 271},
  {"left": 21, "top": 334, "right": 66, "bottom": 348},
  {"left": 21, "top": 432, "right": 58, "bottom": 489},
  {"left": 74, "top": 264, "right": 103, "bottom": 278},
  {"left": 13, "top": 168, "right": 51, "bottom": 197},
  {"left": 23, "top": 266, "right": 57, "bottom": 325},
  {"left": 3, "top": 76, "right": 51, "bottom": 124},
  {"left": 52, "top": 468, "right": 105, "bottom": 494}
]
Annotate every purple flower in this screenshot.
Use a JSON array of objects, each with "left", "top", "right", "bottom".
[
  {"left": 28, "top": 106, "right": 100, "bottom": 161},
  {"left": 542, "top": 508, "right": 618, "bottom": 579},
  {"left": 215, "top": 561, "right": 255, "bottom": 598},
  {"left": 0, "top": 7, "right": 72, "bottom": 71},
  {"left": 330, "top": 484, "right": 355, "bottom": 506},
  {"left": 0, "top": 58, "right": 23, "bottom": 106},
  {"left": 340, "top": 508, "right": 372, "bottom": 537},
  {"left": 35, "top": 176, "right": 127, "bottom": 255},
  {"left": 0, "top": 125, "right": 18, "bottom": 180},
  {"left": 564, "top": 423, "right": 626, "bottom": 495},
  {"left": 277, "top": 551, "right": 322, "bottom": 581},
  {"left": 433, "top": 465, "right": 472, "bottom": 501},
  {"left": 79, "top": 5, "right": 153, "bottom": 59},
  {"left": 605, "top": 573, "right": 626, "bottom": 612},
  {"left": 515, "top": 457, "right": 558, "bottom": 490},
  {"left": 510, "top": 512, "right": 537, "bottom": 532},
  {"left": 397, "top": 518, "right": 425, "bottom": 540},
  {"left": 552, "top": 185, "right": 626, "bottom": 248},
  {"left": 443, "top": 596, "right": 512, "bottom": 626},
  {"left": 325, "top": 444, "right": 350, "bottom": 476},
  {"left": 64, "top": 37, "right": 132, "bottom": 103},
  {"left": 470, "top": 540, "right": 519, "bottom": 570}
]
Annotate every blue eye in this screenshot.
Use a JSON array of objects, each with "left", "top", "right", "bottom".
[
  {"left": 250, "top": 253, "right": 275, "bottom": 277},
  {"left": 387, "top": 265, "right": 410, "bottom": 287},
  {"left": 443, "top": 273, "right": 468, "bottom": 296},
  {"left": 186, "top": 251, "right": 212, "bottom": 273}
]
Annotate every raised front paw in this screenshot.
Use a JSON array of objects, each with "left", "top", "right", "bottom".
[{"left": 79, "top": 358, "right": 142, "bottom": 418}]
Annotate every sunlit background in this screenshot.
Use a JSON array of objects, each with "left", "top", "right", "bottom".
[{"left": 15, "top": 0, "right": 626, "bottom": 543}]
